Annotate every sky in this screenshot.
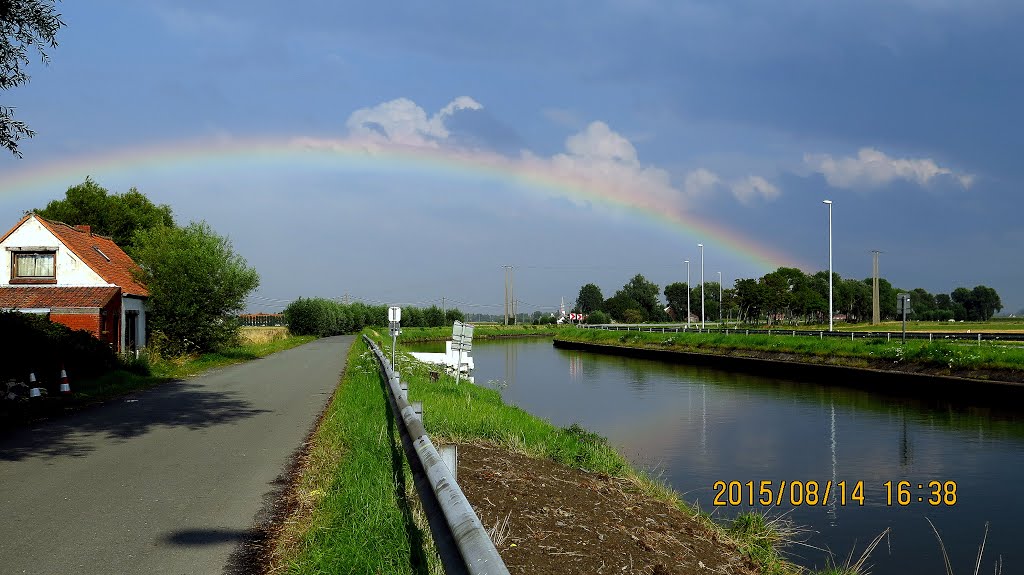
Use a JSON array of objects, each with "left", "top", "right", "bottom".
[{"left": 1, "top": 0, "right": 1022, "bottom": 316}]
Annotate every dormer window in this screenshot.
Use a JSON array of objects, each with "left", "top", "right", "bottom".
[{"left": 11, "top": 250, "right": 56, "bottom": 283}]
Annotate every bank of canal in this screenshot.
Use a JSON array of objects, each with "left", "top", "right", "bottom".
[{"left": 410, "top": 337, "right": 1022, "bottom": 574}]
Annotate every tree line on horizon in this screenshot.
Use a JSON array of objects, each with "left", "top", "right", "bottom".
[{"left": 574, "top": 268, "right": 1003, "bottom": 325}]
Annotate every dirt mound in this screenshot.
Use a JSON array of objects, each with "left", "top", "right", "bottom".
[{"left": 455, "top": 442, "right": 759, "bottom": 575}]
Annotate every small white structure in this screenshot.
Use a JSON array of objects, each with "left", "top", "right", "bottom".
[{"left": 409, "top": 340, "right": 475, "bottom": 375}]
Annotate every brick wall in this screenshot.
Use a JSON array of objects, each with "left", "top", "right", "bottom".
[{"left": 51, "top": 313, "right": 101, "bottom": 338}]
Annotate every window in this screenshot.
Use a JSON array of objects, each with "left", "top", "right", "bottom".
[{"left": 12, "top": 251, "right": 56, "bottom": 282}]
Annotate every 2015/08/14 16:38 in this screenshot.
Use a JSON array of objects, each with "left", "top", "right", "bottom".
[{"left": 712, "top": 480, "right": 959, "bottom": 507}]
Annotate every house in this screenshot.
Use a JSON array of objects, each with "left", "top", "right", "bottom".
[{"left": 0, "top": 213, "right": 148, "bottom": 352}]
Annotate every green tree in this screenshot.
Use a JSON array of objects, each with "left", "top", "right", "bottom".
[
  {"left": 734, "top": 278, "right": 766, "bottom": 324},
  {"left": 444, "top": 308, "right": 465, "bottom": 324},
  {"left": 622, "top": 309, "right": 645, "bottom": 324},
  {"left": 604, "top": 292, "right": 643, "bottom": 322},
  {"left": 586, "top": 310, "right": 610, "bottom": 324},
  {"left": 663, "top": 282, "right": 689, "bottom": 322},
  {"left": 909, "top": 288, "right": 936, "bottom": 319},
  {"left": 951, "top": 287, "right": 972, "bottom": 321},
  {"left": 35, "top": 178, "right": 175, "bottom": 251},
  {"left": 2, "top": 0, "right": 64, "bottom": 156},
  {"left": 133, "top": 222, "right": 260, "bottom": 355},
  {"left": 575, "top": 283, "right": 604, "bottom": 314},
  {"left": 621, "top": 274, "right": 662, "bottom": 320},
  {"left": 971, "top": 286, "right": 1002, "bottom": 320},
  {"left": 423, "top": 305, "right": 445, "bottom": 327}
]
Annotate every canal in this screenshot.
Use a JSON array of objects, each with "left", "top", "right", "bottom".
[{"left": 411, "top": 337, "right": 1021, "bottom": 573}]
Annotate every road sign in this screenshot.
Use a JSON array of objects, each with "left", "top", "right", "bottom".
[
  {"left": 897, "top": 294, "right": 912, "bottom": 314},
  {"left": 452, "top": 320, "right": 474, "bottom": 352},
  {"left": 389, "top": 306, "right": 402, "bottom": 322}
]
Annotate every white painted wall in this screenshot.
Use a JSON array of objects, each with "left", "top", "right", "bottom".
[
  {"left": 121, "top": 296, "right": 147, "bottom": 350},
  {"left": 1, "top": 217, "right": 110, "bottom": 287}
]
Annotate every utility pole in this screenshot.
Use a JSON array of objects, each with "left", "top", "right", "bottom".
[
  {"left": 442, "top": 296, "right": 446, "bottom": 319},
  {"left": 502, "top": 265, "right": 512, "bottom": 325},
  {"left": 871, "top": 250, "right": 882, "bottom": 325},
  {"left": 510, "top": 267, "right": 515, "bottom": 325}
]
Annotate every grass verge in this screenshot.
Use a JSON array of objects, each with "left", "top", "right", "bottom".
[
  {"left": 148, "top": 335, "right": 317, "bottom": 380},
  {"left": 269, "top": 337, "right": 435, "bottom": 574},
  {"left": 556, "top": 327, "right": 1024, "bottom": 376}
]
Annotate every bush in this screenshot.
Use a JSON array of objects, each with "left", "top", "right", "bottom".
[
  {"left": 0, "top": 311, "right": 120, "bottom": 387},
  {"left": 284, "top": 298, "right": 461, "bottom": 336},
  {"left": 587, "top": 310, "right": 610, "bottom": 324}
]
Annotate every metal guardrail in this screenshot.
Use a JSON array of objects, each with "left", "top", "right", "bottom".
[
  {"left": 578, "top": 324, "right": 1024, "bottom": 343},
  {"left": 362, "top": 335, "right": 510, "bottom": 575}
]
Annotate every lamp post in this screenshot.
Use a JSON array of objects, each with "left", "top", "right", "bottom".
[
  {"left": 685, "top": 260, "right": 691, "bottom": 328},
  {"left": 698, "top": 243, "right": 705, "bottom": 329},
  {"left": 823, "top": 200, "right": 833, "bottom": 332},
  {"left": 718, "top": 271, "right": 723, "bottom": 325}
]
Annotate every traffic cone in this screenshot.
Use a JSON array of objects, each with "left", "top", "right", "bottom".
[
  {"left": 59, "top": 365, "right": 71, "bottom": 394},
  {"left": 29, "top": 372, "right": 42, "bottom": 398}
]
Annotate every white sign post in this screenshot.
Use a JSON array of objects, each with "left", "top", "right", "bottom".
[
  {"left": 388, "top": 306, "right": 402, "bottom": 368},
  {"left": 451, "top": 320, "right": 474, "bottom": 384}
]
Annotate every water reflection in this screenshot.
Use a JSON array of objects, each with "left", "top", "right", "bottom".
[{"left": 459, "top": 338, "right": 1023, "bottom": 574}]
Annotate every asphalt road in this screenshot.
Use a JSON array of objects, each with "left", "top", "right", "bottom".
[{"left": 0, "top": 335, "right": 353, "bottom": 574}]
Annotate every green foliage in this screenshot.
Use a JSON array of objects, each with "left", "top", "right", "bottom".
[
  {"left": 132, "top": 222, "right": 259, "bottom": 355},
  {"left": 604, "top": 292, "right": 643, "bottom": 322},
  {"left": 0, "top": 310, "right": 119, "bottom": 383},
  {"left": 444, "top": 308, "right": 465, "bottom": 323},
  {"left": 284, "top": 299, "right": 463, "bottom": 336},
  {"left": 621, "top": 273, "right": 663, "bottom": 320},
  {"left": 622, "top": 308, "right": 645, "bottom": 323},
  {"left": 664, "top": 282, "right": 689, "bottom": 321},
  {"left": 283, "top": 341, "right": 422, "bottom": 573},
  {"left": 586, "top": 310, "right": 610, "bottom": 324},
  {"left": 1, "top": 0, "right": 64, "bottom": 157},
  {"left": 575, "top": 283, "right": 604, "bottom": 313},
  {"left": 34, "top": 178, "right": 175, "bottom": 251}
]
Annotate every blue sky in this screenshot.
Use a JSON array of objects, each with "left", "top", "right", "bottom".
[{"left": 2, "top": 0, "right": 1021, "bottom": 315}]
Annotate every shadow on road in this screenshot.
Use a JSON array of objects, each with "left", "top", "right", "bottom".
[
  {"left": 164, "top": 528, "right": 250, "bottom": 546},
  {"left": 0, "top": 380, "right": 268, "bottom": 462}
]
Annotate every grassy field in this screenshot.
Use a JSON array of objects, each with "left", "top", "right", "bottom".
[
  {"left": 821, "top": 317, "right": 1024, "bottom": 333},
  {"left": 559, "top": 327, "right": 1024, "bottom": 375},
  {"left": 238, "top": 326, "right": 291, "bottom": 344},
  {"left": 276, "top": 330, "right": 871, "bottom": 575}
]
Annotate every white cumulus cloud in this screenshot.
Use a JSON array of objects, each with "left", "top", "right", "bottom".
[
  {"left": 336, "top": 98, "right": 780, "bottom": 210},
  {"left": 804, "top": 147, "right": 973, "bottom": 190},
  {"left": 731, "top": 175, "right": 780, "bottom": 204},
  {"left": 345, "top": 96, "right": 483, "bottom": 147}
]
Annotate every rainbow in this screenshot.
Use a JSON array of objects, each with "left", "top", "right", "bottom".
[{"left": 0, "top": 136, "right": 804, "bottom": 271}]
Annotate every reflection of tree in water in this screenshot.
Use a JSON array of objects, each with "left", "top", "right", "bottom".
[{"left": 625, "top": 364, "right": 651, "bottom": 391}]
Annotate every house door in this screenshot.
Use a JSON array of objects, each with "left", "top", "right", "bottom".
[{"left": 125, "top": 311, "right": 138, "bottom": 353}]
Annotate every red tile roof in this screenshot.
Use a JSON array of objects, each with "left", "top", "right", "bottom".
[
  {"left": 34, "top": 216, "right": 150, "bottom": 297},
  {"left": 0, "top": 286, "right": 120, "bottom": 309}
]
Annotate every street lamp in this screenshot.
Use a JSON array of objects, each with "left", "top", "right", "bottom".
[
  {"left": 718, "top": 271, "right": 723, "bottom": 325},
  {"left": 823, "top": 200, "right": 833, "bottom": 331},
  {"left": 698, "top": 243, "right": 705, "bottom": 329},
  {"left": 684, "top": 260, "right": 691, "bottom": 328}
]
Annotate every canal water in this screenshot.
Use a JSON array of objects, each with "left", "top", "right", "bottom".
[{"left": 410, "top": 337, "right": 1022, "bottom": 574}]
